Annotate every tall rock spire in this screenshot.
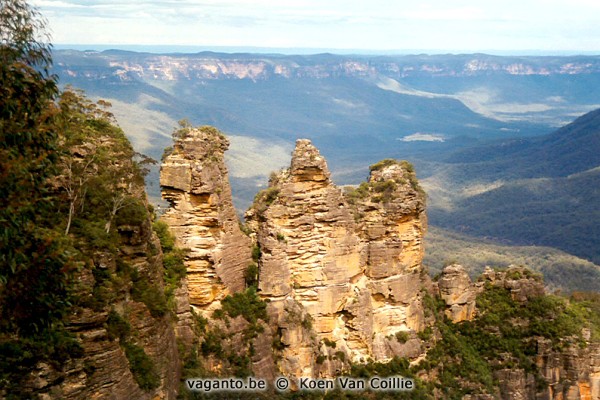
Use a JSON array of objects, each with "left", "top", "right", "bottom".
[{"left": 160, "top": 126, "right": 252, "bottom": 312}]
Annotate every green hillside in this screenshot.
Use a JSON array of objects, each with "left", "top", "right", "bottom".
[
  {"left": 424, "top": 227, "right": 600, "bottom": 293},
  {"left": 427, "top": 108, "right": 600, "bottom": 264}
]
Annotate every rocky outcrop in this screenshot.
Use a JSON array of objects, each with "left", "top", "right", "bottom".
[
  {"left": 156, "top": 131, "right": 600, "bottom": 400},
  {"left": 437, "top": 264, "right": 599, "bottom": 400},
  {"left": 245, "top": 140, "right": 430, "bottom": 376},
  {"left": 160, "top": 126, "right": 252, "bottom": 313},
  {"left": 480, "top": 265, "right": 545, "bottom": 302},
  {"left": 438, "top": 264, "right": 477, "bottom": 322},
  {"left": 495, "top": 341, "right": 600, "bottom": 400},
  {"left": 438, "top": 264, "right": 545, "bottom": 323}
]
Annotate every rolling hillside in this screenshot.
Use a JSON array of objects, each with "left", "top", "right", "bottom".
[{"left": 427, "top": 108, "right": 600, "bottom": 264}]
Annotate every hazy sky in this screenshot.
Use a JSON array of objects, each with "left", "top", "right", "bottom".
[{"left": 32, "top": 0, "right": 600, "bottom": 53}]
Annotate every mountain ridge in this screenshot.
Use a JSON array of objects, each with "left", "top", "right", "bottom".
[{"left": 427, "top": 107, "right": 600, "bottom": 264}]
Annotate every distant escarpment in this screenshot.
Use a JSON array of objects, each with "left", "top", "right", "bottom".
[
  {"left": 55, "top": 51, "right": 600, "bottom": 82},
  {"left": 160, "top": 128, "right": 600, "bottom": 400}
]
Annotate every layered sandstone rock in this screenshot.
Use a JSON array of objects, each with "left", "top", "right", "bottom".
[
  {"left": 438, "top": 264, "right": 477, "bottom": 322},
  {"left": 494, "top": 341, "right": 600, "bottom": 400},
  {"left": 20, "top": 200, "right": 181, "bottom": 399},
  {"left": 160, "top": 126, "right": 252, "bottom": 313},
  {"left": 246, "top": 140, "right": 430, "bottom": 376}
]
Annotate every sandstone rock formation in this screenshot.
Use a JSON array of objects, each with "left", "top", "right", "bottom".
[
  {"left": 157, "top": 132, "right": 600, "bottom": 400},
  {"left": 438, "top": 264, "right": 477, "bottom": 322},
  {"left": 245, "top": 140, "right": 430, "bottom": 376},
  {"left": 495, "top": 340, "right": 600, "bottom": 400},
  {"left": 160, "top": 126, "right": 252, "bottom": 313},
  {"left": 438, "top": 264, "right": 546, "bottom": 324},
  {"left": 481, "top": 265, "right": 545, "bottom": 302}
]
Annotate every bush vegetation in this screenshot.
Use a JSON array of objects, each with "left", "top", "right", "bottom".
[
  {"left": 424, "top": 226, "right": 600, "bottom": 293},
  {"left": 123, "top": 342, "right": 160, "bottom": 390},
  {"left": 0, "top": 2, "right": 169, "bottom": 395},
  {"left": 188, "top": 288, "right": 270, "bottom": 381}
]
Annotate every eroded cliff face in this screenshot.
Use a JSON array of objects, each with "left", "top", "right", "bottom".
[
  {"left": 245, "top": 139, "right": 430, "bottom": 377},
  {"left": 159, "top": 126, "right": 252, "bottom": 314},
  {"left": 158, "top": 132, "right": 599, "bottom": 400},
  {"left": 438, "top": 265, "right": 600, "bottom": 400},
  {"left": 17, "top": 193, "right": 181, "bottom": 400}
]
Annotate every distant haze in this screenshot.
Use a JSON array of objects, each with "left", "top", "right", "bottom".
[{"left": 35, "top": 0, "right": 600, "bottom": 54}]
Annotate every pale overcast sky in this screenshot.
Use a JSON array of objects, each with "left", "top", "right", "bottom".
[{"left": 32, "top": 0, "right": 600, "bottom": 53}]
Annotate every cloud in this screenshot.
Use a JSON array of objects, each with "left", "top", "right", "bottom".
[{"left": 32, "top": 0, "right": 600, "bottom": 52}]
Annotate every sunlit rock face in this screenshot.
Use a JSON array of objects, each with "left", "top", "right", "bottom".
[
  {"left": 246, "top": 139, "right": 430, "bottom": 376},
  {"left": 438, "top": 264, "right": 477, "bottom": 323},
  {"left": 160, "top": 126, "right": 252, "bottom": 313}
]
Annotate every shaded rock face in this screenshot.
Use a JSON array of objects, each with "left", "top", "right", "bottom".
[
  {"left": 20, "top": 201, "right": 181, "bottom": 400},
  {"left": 439, "top": 264, "right": 599, "bottom": 400},
  {"left": 246, "top": 139, "right": 429, "bottom": 376},
  {"left": 495, "top": 341, "right": 600, "bottom": 400},
  {"left": 160, "top": 127, "right": 252, "bottom": 313}
]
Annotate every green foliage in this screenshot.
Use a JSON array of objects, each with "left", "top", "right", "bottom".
[
  {"left": 123, "top": 342, "right": 160, "bottom": 390},
  {"left": 115, "top": 198, "right": 148, "bottom": 226},
  {"left": 424, "top": 320, "right": 496, "bottom": 397},
  {"left": 301, "top": 314, "right": 314, "bottom": 330},
  {"left": 1, "top": 3, "right": 168, "bottom": 395},
  {"left": 200, "top": 329, "right": 225, "bottom": 356},
  {"left": 238, "top": 221, "right": 252, "bottom": 236},
  {"left": 571, "top": 292, "right": 600, "bottom": 336},
  {"left": 371, "top": 180, "right": 398, "bottom": 203},
  {"left": 395, "top": 331, "right": 410, "bottom": 344},
  {"left": 0, "top": 329, "right": 83, "bottom": 396},
  {"left": 414, "top": 284, "right": 598, "bottom": 397},
  {"left": 0, "top": 0, "right": 74, "bottom": 334},
  {"left": 323, "top": 338, "right": 337, "bottom": 348},
  {"left": 152, "top": 219, "right": 187, "bottom": 314},
  {"left": 252, "top": 186, "right": 280, "bottom": 218},
  {"left": 0, "top": 4, "right": 86, "bottom": 395},
  {"left": 475, "top": 285, "right": 587, "bottom": 346},
  {"left": 251, "top": 244, "right": 262, "bottom": 262},
  {"left": 220, "top": 287, "right": 268, "bottom": 324},
  {"left": 131, "top": 273, "right": 168, "bottom": 317},
  {"left": 422, "top": 292, "right": 445, "bottom": 317},
  {"left": 417, "top": 327, "right": 433, "bottom": 341},
  {"left": 369, "top": 159, "right": 398, "bottom": 172},
  {"left": 193, "top": 289, "right": 269, "bottom": 381},
  {"left": 106, "top": 310, "right": 131, "bottom": 341},
  {"left": 346, "top": 159, "right": 424, "bottom": 209},
  {"left": 244, "top": 263, "right": 259, "bottom": 288},
  {"left": 347, "top": 357, "right": 433, "bottom": 399},
  {"left": 344, "top": 182, "right": 370, "bottom": 204},
  {"left": 255, "top": 186, "right": 280, "bottom": 206}
]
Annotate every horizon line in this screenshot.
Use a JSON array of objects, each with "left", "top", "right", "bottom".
[{"left": 53, "top": 44, "right": 600, "bottom": 57}]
